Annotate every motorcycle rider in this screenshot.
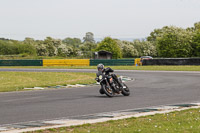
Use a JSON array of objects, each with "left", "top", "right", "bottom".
[{"left": 97, "top": 63, "right": 123, "bottom": 94}]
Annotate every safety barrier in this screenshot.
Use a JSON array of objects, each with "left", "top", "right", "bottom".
[
  {"left": 142, "top": 58, "right": 200, "bottom": 65},
  {"left": 0, "top": 60, "right": 43, "bottom": 66},
  {"left": 90, "top": 59, "right": 135, "bottom": 66},
  {"left": 43, "top": 59, "right": 90, "bottom": 66},
  {"left": 0, "top": 59, "right": 136, "bottom": 66},
  {"left": 1, "top": 58, "right": 199, "bottom": 66}
]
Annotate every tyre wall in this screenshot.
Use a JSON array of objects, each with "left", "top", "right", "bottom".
[{"left": 142, "top": 58, "right": 200, "bottom": 65}]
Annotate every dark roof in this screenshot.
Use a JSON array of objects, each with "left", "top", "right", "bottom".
[{"left": 97, "top": 50, "right": 112, "bottom": 54}]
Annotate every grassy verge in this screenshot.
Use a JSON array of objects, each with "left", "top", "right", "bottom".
[
  {"left": 0, "top": 65, "right": 200, "bottom": 71},
  {"left": 30, "top": 108, "right": 200, "bottom": 133},
  {"left": 0, "top": 72, "right": 95, "bottom": 92}
]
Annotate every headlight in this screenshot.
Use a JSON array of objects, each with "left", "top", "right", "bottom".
[{"left": 99, "top": 75, "right": 103, "bottom": 80}]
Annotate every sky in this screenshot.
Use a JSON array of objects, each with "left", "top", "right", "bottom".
[{"left": 0, "top": 0, "right": 200, "bottom": 40}]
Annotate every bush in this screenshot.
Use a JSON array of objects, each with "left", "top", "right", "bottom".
[
  {"left": 0, "top": 40, "right": 37, "bottom": 56},
  {"left": 96, "top": 37, "right": 122, "bottom": 59}
]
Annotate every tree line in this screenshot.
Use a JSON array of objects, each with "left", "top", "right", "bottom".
[{"left": 0, "top": 22, "right": 200, "bottom": 59}]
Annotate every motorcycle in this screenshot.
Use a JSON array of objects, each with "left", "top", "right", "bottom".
[{"left": 95, "top": 68, "right": 130, "bottom": 97}]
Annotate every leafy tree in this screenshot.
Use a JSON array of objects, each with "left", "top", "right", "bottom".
[
  {"left": 194, "top": 22, "right": 200, "bottom": 31},
  {"left": 0, "top": 40, "right": 17, "bottom": 55},
  {"left": 0, "top": 40, "right": 36, "bottom": 56},
  {"left": 192, "top": 32, "right": 200, "bottom": 57},
  {"left": 80, "top": 42, "right": 97, "bottom": 58},
  {"left": 116, "top": 39, "right": 156, "bottom": 58},
  {"left": 0, "top": 38, "right": 10, "bottom": 41},
  {"left": 147, "top": 28, "right": 164, "bottom": 43},
  {"left": 36, "top": 43, "right": 49, "bottom": 56},
  {"left": 42, "top": 37, "right": 63, "bottom": 56},
  {"left": 83, "top": 32, "right": 95, "bottom": 43},
  {"left": 95, "top": 37, "right": 122, "bottom": 59},
  {"left": 191, "top": 22, "right": 200, "bottom": 57},
  {"left": 138, "top": 40, "right": 157, "bottom": 57},
  {"left": 23, "top": 37, "right": 36, "bottom": 45},
  {"left": 155, "top": 26, "right": 193, "bottom": 57},
  {"left": 68, "top": 46, "right": 79, "bottom": 57},
  {"left": 116, "top": 40, "right": 138, "bottom": 58},
  {"left": 62, "top": 37, "right": 81, "bottom": 47},
  {"left": 57, "top": 44, "right": 72, "bottom": 57},
  {"left": 17, "top": 43, "right": 37, "bottom": 56},
  {"left": 62, "top": 37, "right": 82, "bottom": 57},
  {"left": 122, "top": 42, "right": 138, "bottom": 57},
  {"left": 80, "top": 42, "right": 97, "bottom": 51}
]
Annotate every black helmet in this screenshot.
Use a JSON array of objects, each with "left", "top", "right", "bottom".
[{"left": 97, "top": 63, "right": 104, "bottom": 71}]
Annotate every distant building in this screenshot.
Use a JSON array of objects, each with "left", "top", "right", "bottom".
[{"left": 94, "top": 50, "right": 112, "bottom": 59}]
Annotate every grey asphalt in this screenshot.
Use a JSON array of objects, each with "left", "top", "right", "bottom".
[{"left": 0, "top": 68, "right": 200, "bottom": 125}]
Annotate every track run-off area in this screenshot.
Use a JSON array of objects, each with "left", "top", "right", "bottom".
[{"left": 0, "top": 68, "right": 200, "bottom": 126}]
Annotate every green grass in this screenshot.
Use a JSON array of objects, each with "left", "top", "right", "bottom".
[
  {"left": 30, "top": 108, "right": 200, "bottom": 133},
  {"left": 0, "top": 72, "right": 95, "bottom": 92},
  {"left": 1, "top": 65, "right": 200, "bottom": 71}
]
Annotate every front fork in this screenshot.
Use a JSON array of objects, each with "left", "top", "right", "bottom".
[
  {"left": 117, "top": 77, "right": 124, "bottom": 88},
  {"left": 100, "top": 79, "right": 113, "bottom": 91},
  {"left": 100, "top": 80, "right": 109, "bottom": 89},
  {"left": 100, "top": 78, "right": 119, "bottom": 93}
]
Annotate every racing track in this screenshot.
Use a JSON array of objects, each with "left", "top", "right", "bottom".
[{"left": 0, "top": 68, "right": 200, "bottom": 125}]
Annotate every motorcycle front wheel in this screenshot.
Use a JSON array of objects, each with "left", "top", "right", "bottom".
[
  {"left": 121, "top": 83, "right": 130, "bottom": 96},
  {"left": 102, "top": 84, "right": 114, "bottom": 97}
]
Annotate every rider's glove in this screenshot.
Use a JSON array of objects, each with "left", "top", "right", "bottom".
[{"left": 95, "top": 78, "right": 99, "bottom": 81}]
